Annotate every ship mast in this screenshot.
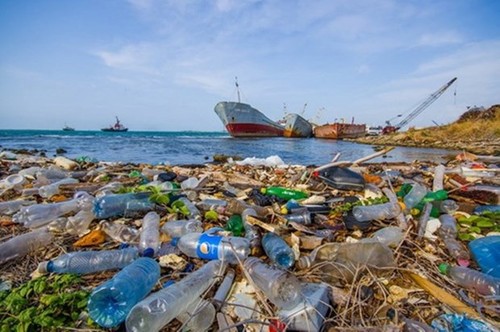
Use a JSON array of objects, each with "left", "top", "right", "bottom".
[{"left": 235, "top": 76, "right": 241, "bottom": 103}]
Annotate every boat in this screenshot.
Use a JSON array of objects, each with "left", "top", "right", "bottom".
[
  {"left": 214, "top": 79, "right": 284, "bottom": 137},
  {"left": 282, "top": 113, "right": 313, "bottom": 138},
  {"left": 101, "top": 116, "right": 128, "bottom": 132},
  {"left": 62, "top": 124, "right": 75, "bottom": 131},
  {"left": 314, "top": 121, "right": 366, "bottom": 139}
]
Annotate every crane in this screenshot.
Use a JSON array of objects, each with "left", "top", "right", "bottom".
[{"left": 382, "top": 77, "right": 457, "bottom": 134}]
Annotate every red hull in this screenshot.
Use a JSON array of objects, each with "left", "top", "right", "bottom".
[{"left": 226, "top": 123, "right": 283, "bottom": 137}]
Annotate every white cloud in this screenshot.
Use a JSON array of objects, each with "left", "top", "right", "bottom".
[{"left": 417, "top": 31, "right": 463, "bottom": 47}]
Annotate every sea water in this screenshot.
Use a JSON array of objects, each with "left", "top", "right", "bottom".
[{"left": 0, "top": 130, "right": 458, "bottom": 165}]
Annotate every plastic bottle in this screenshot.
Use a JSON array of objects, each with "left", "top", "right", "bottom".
[
  {"left": 0, "top": 228, "right": 54, "bottom": 265},
  {"left": 196, "top": 198, "right": 227, "bottom": 212},
  {"left": 297, "top": 241, "right": 395, "bottom": 283},
  {"left": 100, "top": 221, "right": 140, "bottom": 243},
  {"left": 38, "top": 177, "right": 79, "bottom": 198},
  {"left": 161, "top": 219, "right": 203, "bottom": 238},
  {"left": 224, "top": 215, "right": 245, "bottom": 237},
  {"left": 241, "top": 208, "right": 261, "bottom": 250},
  {"left": 261, "top": 186, "right": 308, "bottom": 201},
  {"left": 436, "top": 199, "right": 459, "bottom": 214},
  {"left": 126, "top": 260, "right": 226, "bottom": 332},
  {"left": 352, "top": 202, "right": 401, "bottom": 222},
  {"left": 38, "top": 247, "right": 139, "bottom": 275},
  {"left": 422, "top": 189, "right": 448, "bottom": 203},
  {"left": 213, "top": 268, "right": 236, "bottom": 310},
  {"left": 438, "top": 214, "right": 470, "bottom": 262},
  {"left": 139, "top": 212, "right": 161, "bottom": 257},
  {"left": 175, "top": 197, "right": 201, "bottom": 219},
  {"left": 432, "top": 164, "right": 446, "bottom": 192},
  {"left": 403, "top": 183, "right": 427, "bottom": 210},
  {"left": 12, "top": 191, "right": 94, "bottom": 228},
  {"left": 0, "top": 199, "right": 36, "bottom": 215},
  {"left": 177, "top": 232, "right": 250, "bottom": 264},
  {"left": 162, "top": 280, "right": 216, "bottom": 332},
  {"left": 225, "top": 198, "right": 272, "bottom": 218},
  {"left": 468, "top": 236, "right": 500, "bottom": 278},
  {"left": 243, "top": 257, "right": 303, "bottom": 310},
  {"left": 87, "top": 257, "right": 160, "bottom": 328},
  {"left": 367, "top": 226, "right": 404, "bottom": 248},
  {"left": 65, "top": 209, "right": 95, "bottom": 236},
  {"left": 417, "top": 202, "right": 432, "bottom": 240},
  {"left": 440, "top": 264, "right": 500, "bottom": 296},
  {"left": 262, "top": 232, "right": 295, "bottom": 269},
  {"left": 93, "top": 192, "right": 155, "bottom": 219},
  {"left": 285, "top": 209, "right": 312, "bottom": 225}
]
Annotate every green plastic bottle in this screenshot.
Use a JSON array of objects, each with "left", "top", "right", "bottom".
[
  {"left": 261, "top": 186, "right": 308, "bottom": 201},
  {"left": 225, "top": 215, "right": 245, "bottom": 237},
  {"left": 422, "top": 189, "right": 448, "bottom": 202}
]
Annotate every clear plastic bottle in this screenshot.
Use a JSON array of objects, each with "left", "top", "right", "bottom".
[
  {"left": 196, "top": 198, "right": 227, "bottom": 212},
  {"left": 38, "top": 177, "right": 79, "bottom": 198},
  {"left": 213, "top": 268, "right": 236, "bottom": 310},
  {"left": 297, "top": 241, "right": 395, "bottom": 283},
  {"left": 432, "top": 164, "right": 446, "bottom": 192},
  {"left": 443, "top": 265, "right": 500, "bottom": 296},
  {"left": 243, "top": 257, "right": 303, "bottom": 310},
  {"left": 367, "top": 226, "right": 404, "bottom": 248},
  {"left": 161, "top": 219, "right": 203, "bottom": 238},
  {"left": 468, "top": 236, "right": 500, "bottom": 278},
  {"left": 125, "top": 260, "right": 226, "bottom": 332},
  {"left": 12, "top": 191, "right": 94, "bottom": 228},
  {"left": 38, "top": 247, "right": 139, "bottom": 274},
  {"left": 437, "top": 199, "right": 459, "bottom": 214},
  {"left": 0, "top": 228, "right": 54, "bottom": 265},
  {"left": 87, "top": 257, "right": 160, "bottom": 328},
  {"left": 100, "top": 221, "right": 140, "bottom": 243},
  {"left": 417, "top": 202, "right": 432, "bottom": 240},
  {"left": 225, "top": 198, "right": 272, "bottom": 218},
  {"left": 175, "top": 197, "right": 201, "bottom": 219},
  {"left": 177, "top": 232, "right": 250, "bottom": 264},
  {"left": 403, "top": 183, "right": 427, "bottom": 210},
  {"left": 262, "top": 232, "right": 295, "bottom": 269},
  {"left": 285, "top": 210, "right": 312, "bottom": 225},
  {"left": 0, "top": 199, "right": 36, "bottom": 215},
  {"left": 352, "top": 202, "right": 401, "bottom": 222},
  {"left": 65, "top": 209, "right": 95, "bottom": 236},
  {"left": 241, "top": 208, "right": 261, "bottom": 249},
  {"left": 438, "top": 214, "right": 470, "bottom": 262},
  {"left": 139, "top": 212, "right": 161, "bottom": 257},
  {"left": 93, "top": 192, "right": 155, "bottom": 219}
]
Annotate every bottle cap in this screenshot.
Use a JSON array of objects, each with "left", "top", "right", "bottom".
[
  {"left": 170, "top": 237, "right": 179, "bottom": 247},
  {"left": 142, "top": 248, "right": 155, "bottom": 258},
  {"left": 260, "top": 188, "right": 267, "bottom": 194},
  {"left": 37, "top": 261, "right": 50, "bottom": 274},
  {"left": 438, "top": 263, "right": 450, "bottom": 275}
]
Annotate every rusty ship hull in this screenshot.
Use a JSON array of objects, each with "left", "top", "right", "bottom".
[
  {"left": 282, "top": 113, "right": 313, "bottom": 138},
  {"left": 313, "top": 123, "right": 366, "bottom": 139}
]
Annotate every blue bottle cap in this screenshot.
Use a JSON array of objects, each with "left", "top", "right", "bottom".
[
  {"left": 170, "top": 237, "right": 179, "bottom": 247},
  {"left": 142, "top": 248, "right": 155, "bottom": 258}
]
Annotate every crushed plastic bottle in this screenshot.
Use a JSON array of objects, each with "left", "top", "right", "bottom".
[
  {"left": 65, "top": 209, "right": 95, "bottom": 236},
  {"left": 38, "top": 247, "right": 139, "bottom": 274},
  {"left": 13, "top": 191, "right": 94, "bottom": 229},
  {"left": 161, "top": 219, "right": 203, "bottom": 239},
  {"left": 126, "top": 260, "right": 226, "bottom": 332},
  {"left": 225, "top": 198, "right": 271, "bottom": 218},
  {"left": 403, "top": 183, "right": 428, "bottom": 211},
  {"left": 352, "top": 201, "right": 401, "bottom": 222},
  {"left": 93, "top": 192, "right": 155, "bottom": 219},
  {"left": 440, "top": 264, "right": 500, "bottom": 296},
  {"left": 177, "top": 232, "right": 250, "bottom": 264},
  {"left": 87, "top": 257, "right": 160, "bottom": 328},
  {"left": 243, "top": 257, "right": 303, "bottom": 310},
  {"left": 262, "top": 232, "right": 295, "bottom": 269},
  {"left": 0, "top": 228, "right": 54, "bottom": 265},
  {"left": 100, "top": 221, "right": 140, "bottom": 243},
  {"left": 138, "top": 212, "right": 161, "bottom": 257}
]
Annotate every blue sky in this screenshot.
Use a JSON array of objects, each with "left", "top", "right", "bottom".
[{"left": 1, "top": 0, "right": 499, "bottom": 131}]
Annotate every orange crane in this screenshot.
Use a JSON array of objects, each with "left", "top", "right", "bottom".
[{"left": 382, "top": 77, "right": 457, "bottom": 134}]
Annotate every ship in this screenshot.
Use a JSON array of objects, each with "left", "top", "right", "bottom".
[
  {"left": 314, "top": 121, "right": 366, "bottom": 139},
  {"left": 214, "top": 79, "right": 284, "bottom": 137},
  {"left": 101, "top": 116, "right": 128, "bottom": 132},
  {"left": 282, "top": 113, "right": 313, "bottom": 138},
  {"left": 62, "top": 124, "right": 75, "bottom": 131}
]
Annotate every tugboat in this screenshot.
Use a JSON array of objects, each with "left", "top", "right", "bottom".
[{"left": 101, "top": 116, "right": 128, "bottom": 132}]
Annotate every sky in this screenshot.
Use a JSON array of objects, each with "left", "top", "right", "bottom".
[{"left": 1, "top": 0, "right": 499, "bottom": 131}]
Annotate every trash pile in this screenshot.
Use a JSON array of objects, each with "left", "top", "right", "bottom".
[{"left": 0, "top": 150, "right": 499, "bottom": 331}]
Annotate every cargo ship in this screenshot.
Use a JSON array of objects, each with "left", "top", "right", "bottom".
[
  {"left": 214, "top": 79, "right": 284, "bottom": 137},
  {"left": 314, "top": 122, "right": 366, "bottom": 139},
  {"left": 282, "top": 113, "right": 313, "bottom": 138}
]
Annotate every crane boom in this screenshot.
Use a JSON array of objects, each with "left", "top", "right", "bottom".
[{"left": 383, "top": 77, "right": 457, "bottom": 134}]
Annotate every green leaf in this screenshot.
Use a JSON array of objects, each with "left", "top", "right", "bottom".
[
  {"left": 458, "top": 233, "right": 475, "bottom": 241},
  {"left": 477, "top": 220, "right": 495, "bottom": 228},
  {"left": 469, "top": 226, "right": 482, "bottom": 233},
  {"left": 33, "top": 279, "right": 47, "bottom": 294},
  {"left": 17, "top": 307, "right": 36, "bottom": 323},
  {"left": 40, "top": 294, "right": 60, "bottom": 306},
  {"left": 457, "top": 217, "right": 473, "bottom": 225},
  {"left": 15, "top": 322, "right": 30, "bottom": 332}
]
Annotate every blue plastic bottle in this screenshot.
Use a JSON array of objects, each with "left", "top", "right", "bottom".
[
  {"left": 262, "top": 232, "right": 295, "bottom": 269},
  {"left": 93, "top": 192, "right": 155, "bottom": 219},
  {"left": 468, "top": 236, "right": 500, "bottom": 278},
  {"left": 87, "top": 257, "right": 160, "bottom": 328}
]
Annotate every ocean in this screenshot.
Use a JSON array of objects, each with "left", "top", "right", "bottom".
[{"left": 0, "top": 130, "right": 458, "bottom": 166}]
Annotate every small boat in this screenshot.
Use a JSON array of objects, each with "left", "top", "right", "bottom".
[
  {"left": 62, "top": 124, "right": 75, "bottom": 131},
  {"left": 314, "top": 121, "right": 366, "bottom": 139},
  {"left": 214, "top": 79, "right": 284, "bottom": 137},
  {"left": 101, "top": 116, "right": 128, "bottom": 132},
  {"left": 282, "top": 113, "right": 313, "bottom": 138}
]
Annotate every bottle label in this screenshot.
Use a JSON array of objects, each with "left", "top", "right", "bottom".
[{"left": 196, "top": 233, "right": 222, "bottom": 260}]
